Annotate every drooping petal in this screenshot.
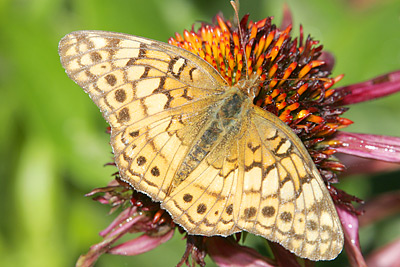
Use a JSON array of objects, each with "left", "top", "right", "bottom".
[
  {"left": 279, "top": 3, "right": 292, "bottom": 31},
  {"left": 76, "top": 214, "right": 147, "bottom": 267},
  {"left": 334, "top": 132, "right": 400, "bottom": 163},
  {"left": 336, "top": 153, "right": 400, "bottom": 176},
  {"left": 366, "top": 238, "right": 400, "bottom": 267},
  {"left": 100, "top": 207, "right": 138, "bottom": 237},
  {"left": 206, "top": 237, "right": 275, "bottom": 267},
  {"left": 318, "top": 51, "right": 335, "bottom": 73},
  {"left": 336, "top": 205, "right": 367, "bottom": 267},
  {"left": 268, "top": 241, "right": 302, "bottom": 267},
  {"left": 358, "top": 191, "right": 400, "bottom": 227},
  {"left": 85, "top": 184, "right": 119, "bottom": 196},
  {"left": 108, "top": 229, "right": 174, "bottom": 255},
  {"left": 335, "top": 70, "right": 400, "bottom": 105}
]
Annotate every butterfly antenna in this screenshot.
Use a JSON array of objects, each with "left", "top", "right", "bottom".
[{"left": 230, "top": 0, "right": 249, "bottom": 80}]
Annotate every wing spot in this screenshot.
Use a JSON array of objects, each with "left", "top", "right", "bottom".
[
  {"left": 108, "top": 38, "right": 120, "bottom": 47},
  {"left": 85, "top": 70, "right": 96, "bottom": 80},
  {"left": 247, "top": 142, "right": 261, "bottom": 153},
  {"left": 115, "top": 89, "right": 126, "bottom": 102},
  {"left": 183, "top": 194, "right": 193, "bottom": 203},
  {"left": 126, "top": 58, "right": 136, "bottom": 66},
  {"left": 150, "top": 166, "right": 160, "bottom": 177},
  {"left": 244, "top": 207, "right": 257, "bottom": 218},
  {"left": 117, "top": 107, "right": 130, "bottom": 122},
  {"left": 321, "top": 225, "right": 332, "bottom": 233},
  {"left": 137, "top": 156, "right": 146, "bottom": 166},
  {"left": 75, "top": 34, "right": 87, "bottom": 42},
  {"left": 226, "top": 204, "right": 233, "bottom": 215},
  {"left": 280, "top": 211, "right": 292, "bottom": 222},
  {"left": 214, "top": 211, "right": 219, "bottom": 215},
  {"left": 90, "top": 52, "right": 102, "bottom": 62},
  {"left": 262, "top": 206, "right": 276, "bottom": 217},
  {"left": 123, "top": 153, "right": 132, "bottom": 163},
  {"left": 197, "top": 203, "right": 207, "bottom": 214},
  {"left": 140, "top": 66, "right": 150, "bottom": 79},
  {"left": 301, "top": 175, "right": 312, "bottom": 184},
  {"left": 307, "top": 220, "right": 318, "bottom": 231},
  {"left": 105, "top": 74, "right": 117, "bottom": 86},
  {"left": 153, "top": 76, "right": 166, "bottom": 93},
  {"left": 129, "top": 131, "right": 139, "bottom": 137}
]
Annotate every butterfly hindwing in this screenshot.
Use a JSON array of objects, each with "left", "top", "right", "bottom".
[
  {"left": 233, "top": 106, "right": 343, "bottom": 260},
  {"left": 162, "top": 119, "right": 242, "bottom": 236}
]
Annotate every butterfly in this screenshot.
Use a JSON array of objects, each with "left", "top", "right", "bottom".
[{"left": 58, "top": 30, "right": 343, "bottom": 261}]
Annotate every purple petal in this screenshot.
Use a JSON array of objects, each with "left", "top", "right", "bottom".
[
  {"left": 335, "top": 70, "right": 400, "bottom": 105},
  {"left": 336, "top": 153, "right": 400, "bottom": 176},
  {"left": 100, "top": 207, "right": 138, "bottom": 237},
  {"left": 336, "top": 205, "right": 367, "bottom": 267},
  {"left": 207, "top": 237, "right": 275, "bottom": 267},
  {"left": 85, "top": 184, "right": 119, "bottom": 196},
  {"left": 366, "top": 238, "right": 400, "bottom": 267},
  {"left": 103, "top": 214, "right": 147, "bottom": 239},
  {"left": 268, "top": 242, "right": 302, "bottom": 267},
  {"left": 76, "top": 247, "right": 105, "bottom": 267},
  {"left": 358, "top": 191, "right": 400, "bottom": 227},
  {"left": 91, "top": 196, "right": 111, "bottom": 205},
  {"left": 279, "top": 4, "right": 292, "bottom": 31},
  {"left": 318, "top": 51, "right": 335, "bottom": 73},
  {"left": 108, "top": 229, "right": 174, "bottom": 255},
  {"left": 334, "top": 132, "right": 400, "bottom": 163},
  {"left": 76, "top": 214, "right": 146, "bottom": 267}
]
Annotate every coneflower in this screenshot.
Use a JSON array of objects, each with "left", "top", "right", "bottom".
[{"left": 76, "top": 8, "right": 400, "bottom": 267}]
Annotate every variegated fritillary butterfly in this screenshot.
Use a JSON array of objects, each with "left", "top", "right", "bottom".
[{"left": 58, "top": 30, "right": 343, "bottom": 261}]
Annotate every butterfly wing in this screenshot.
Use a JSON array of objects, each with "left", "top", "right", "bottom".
[
  {"left": 58, "top": 30, "right": 228, "bottom": 202},
  {"left": 233, "top": 106, "right": 343, "bottom": 260},
  {"left": 161, "top": 102, "right": 343, "bottom": 260},
  {"left": 162, "top": 118, "right": 243, "bottom": 236}
]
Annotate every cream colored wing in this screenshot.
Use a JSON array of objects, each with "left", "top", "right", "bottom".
[
  {"left": 58, "top": 30, "right": 228, "bottom": 202},
  {"left": 162, "top": 122, "right": 242, "bottom": 236},
  {"left": 161, "top": 101, "right": 343, "bottom": 260},
  {"left": 233, "top": 106, "right": 343, "bottom": 261}
]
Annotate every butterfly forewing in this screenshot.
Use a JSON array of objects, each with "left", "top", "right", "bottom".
[
  {"left": 58, "top": 30, "right": 227, "bottom": 201},
  {"left": 59, "top": 30, "right": 343, "bottom": 261}
]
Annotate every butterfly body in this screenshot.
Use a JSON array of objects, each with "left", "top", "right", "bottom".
[
  {"left": 171, "top": 86, "right": 250, "bottom": 192},
  {"left": 59, "top": 30, "right": 343, "bottom": 261}
]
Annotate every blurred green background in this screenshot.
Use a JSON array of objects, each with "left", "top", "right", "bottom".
[{"left": 1, "top": 0, "right": 399, "bottom": 266}]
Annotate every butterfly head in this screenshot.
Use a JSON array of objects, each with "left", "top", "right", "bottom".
[{"left": 235, "top": 73, "right": 262, "bottom": 100}]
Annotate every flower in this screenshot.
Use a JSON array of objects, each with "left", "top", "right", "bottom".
[
  {"left": 76, "top": 178, "right": 176, "bottom": 267},
  {"left": 76, "top": 8, "right": 400, "bottom": 267}
]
